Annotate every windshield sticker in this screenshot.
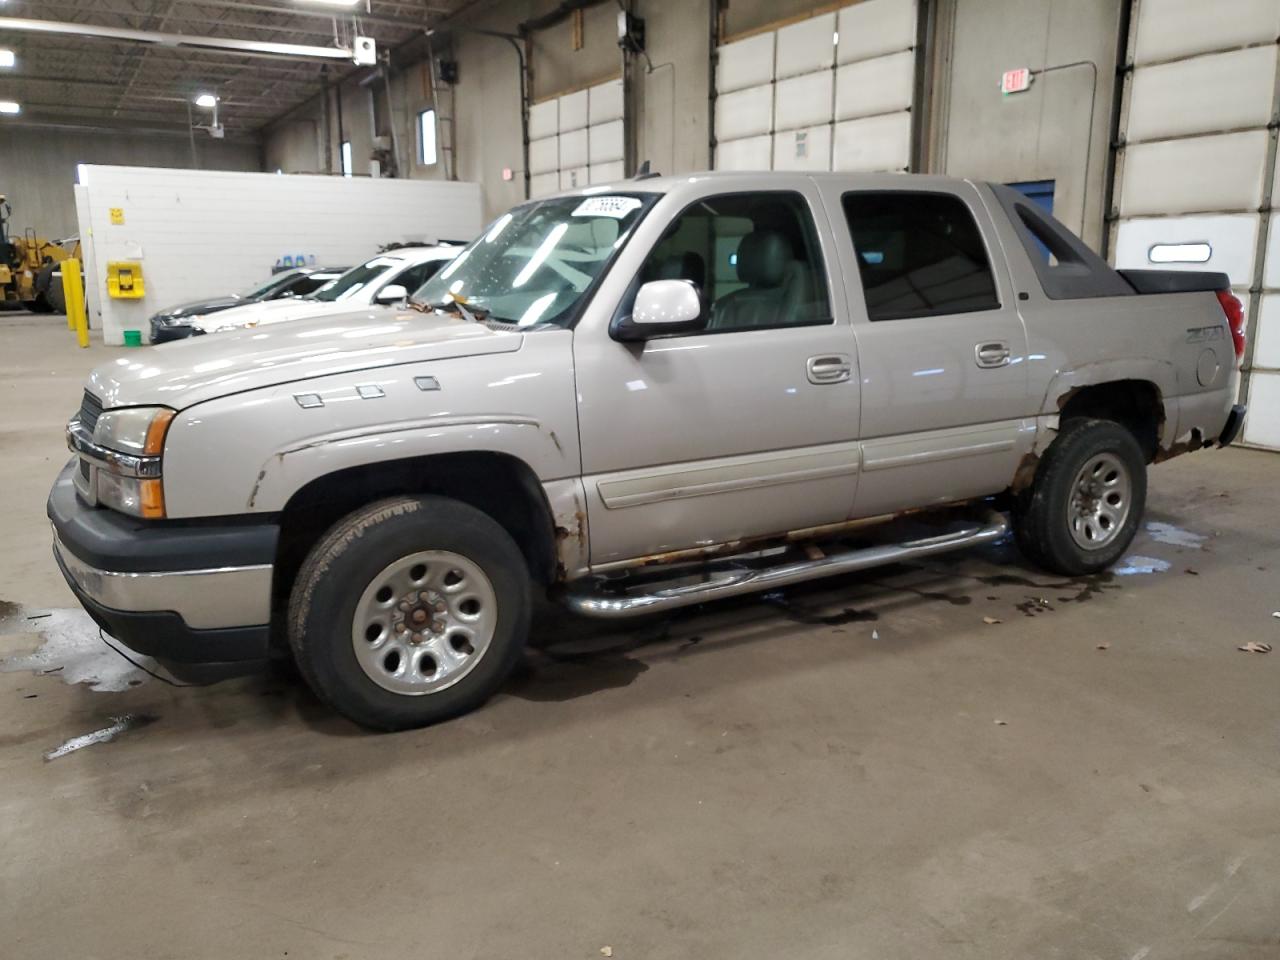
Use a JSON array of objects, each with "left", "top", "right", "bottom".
[{"left": 572, "top": 196, "right": 642, "bottom": 219}]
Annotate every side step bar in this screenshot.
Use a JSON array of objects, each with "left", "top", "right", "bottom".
[{"left": 564, "top": 510, "right": 1010, "bottom": 619}]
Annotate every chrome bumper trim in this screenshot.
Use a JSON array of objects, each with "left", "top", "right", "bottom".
[
  {"left": 53, "top": 530, "right": 272, "bottom": 629},
  {"left": 66, "top": 418, "right": 162, "bottom": 479}
]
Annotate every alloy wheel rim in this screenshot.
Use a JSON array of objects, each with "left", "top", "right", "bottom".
[
  {"left": 1066, "top": 452, "right": 1132, "bottom": 550},
  {"left": 351, "top": 550, "right": 497, "bottom": 695}
]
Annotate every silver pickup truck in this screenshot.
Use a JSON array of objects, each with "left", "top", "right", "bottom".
[{"left": 49, "top": 172, "right": 1246, "bottom": 729}]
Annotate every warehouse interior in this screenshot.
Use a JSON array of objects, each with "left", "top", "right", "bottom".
[{"left": 3, "top": 1, "right": 1280, "bottom": 956}]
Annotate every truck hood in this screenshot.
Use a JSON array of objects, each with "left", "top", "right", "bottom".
[
  {"left": 87, "top": 309, "right": 524, "bottom": 410},
  {"left": 152, "top": 295, "right": 244, "bottom": 321}
]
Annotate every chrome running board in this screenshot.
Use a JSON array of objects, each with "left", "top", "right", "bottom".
[{"left": 564, "top": 511, "right": 1009, "bottom": 619}]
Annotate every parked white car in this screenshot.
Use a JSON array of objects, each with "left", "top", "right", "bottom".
[{"left": 175, "top": 245, "right": 461, "bottom": 336}]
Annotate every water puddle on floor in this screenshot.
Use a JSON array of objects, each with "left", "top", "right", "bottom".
[
  {"left": 1114, "top": 556, "right": 1172, "bottom": 576},
  {"left": 1145, "top": 521, "right": 1206, "bottom": 549},
  {"left": 0, "top": 603, "right": 151, "bottom": 692}
]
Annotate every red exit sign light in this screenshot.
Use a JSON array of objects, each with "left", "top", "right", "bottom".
[{"left": 1001, "top": 67, "right": 1032, "bottom": 95}]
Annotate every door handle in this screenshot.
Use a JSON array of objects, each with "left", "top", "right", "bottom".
[
  {"left": 807, "top": 354, "right": 853, "bottom": 384},
  {"left": 974, "top": 341, "right": 1012, "bottom": 369}
]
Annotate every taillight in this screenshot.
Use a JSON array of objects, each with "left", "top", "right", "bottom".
[{"left": 1216, "top": 289, "right": 1246, "bottom": 361}]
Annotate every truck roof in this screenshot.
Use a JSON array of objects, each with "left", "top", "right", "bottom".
[{"left": 538, "top": 170, "right": 978, "bottom": 200}]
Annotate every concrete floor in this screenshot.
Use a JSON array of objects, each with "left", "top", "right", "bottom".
[{"left": 2, "top": 312, "right": 1279, "bottom": 959}]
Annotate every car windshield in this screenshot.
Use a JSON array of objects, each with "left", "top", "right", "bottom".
[
  {"left": 311, "top": 257, "right": 403, "bottom": 302},
  {"left": 241, "top": 273, "right": 297, "bottom": 299},
  {"left": 413, "top": 193, "right": 654, "bottom": 327}
]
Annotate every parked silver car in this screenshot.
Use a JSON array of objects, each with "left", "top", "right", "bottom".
[{"left": 51, "top": 172, "right": 1245, "bottom": 729}]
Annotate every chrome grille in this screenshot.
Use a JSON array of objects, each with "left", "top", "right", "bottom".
[{"left": 79, "top": 391, "right": 104, "bottom": 433}]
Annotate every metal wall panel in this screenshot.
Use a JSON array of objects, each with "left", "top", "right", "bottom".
[
  {"left": 588, "top": 79, "right": 624, "bottom": 124},
  {"left": 528, "top": 100, "right": 558, "bottom": 140},
  {"left": 837, "top": 0, "right": 916, "bottom": 65},
  {"left": 1253, "top": 295, "right": 1280, "bottom": 370},
  {"left": 1113, "top": 213, "right": 1260, "bottom": 287},
  {"left": 772, "top": 124, "right": 833, "bottom": 171},
  {"left": 1242, "top": 373, "right": 1280, "bottom": 449},
  {"left": 589, "top": 161, "right": 626, "bottom": 185},
  {"left": 529, "top": 135, "right": 559, "bottom": 174},
  {"left": 834, "top": 50, "right": 915, "bottom": 121},
  {"left": 558, "top": 89, "right": 589, "bottom": 132},
  {"left": 716, "top": 32, "right": 775, "bottom": 94},
  {"left": 1133, "top": 0, "right": 1280, "bottom": 65},
  {"left": 589, "top": 118, "right": 625, "bottom": 164},
  {"left": 530, "top": 172, "right": 559, "bottom": 198},
  {"left": 715, "top": 134, "right": 773, "bottom": 171},
  {"left": 774, "top": 70, "right": 835, "bottom": 132},
  {"left": 1266, "top": 214, "right": 1280, "bottom": 288},
  {"left": 558, "top": 128, "right": 588, "bottom": 169},
  {"left": 774, "top": 12, "right": 836, "bottom": 79},
  {"left": 833, "top": 112, "right": 911, "bottom": 172},
  {"left": 715, "top": 84, "right": 775, "bottom": 141},
  {"left": 1118, "top": 131, "right": 1270, "bottom": 216},
  {"left": 1126, "top": 47, "right": 1277, "bottom": 142}
]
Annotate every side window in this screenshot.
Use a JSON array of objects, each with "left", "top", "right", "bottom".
[
  {"left": 841, "top": 191, "right": 1000, "bottom": 322},
  {"left": 634, "top": 191, "right": 831, "bottom": 332},
  {"left": 395, "top": 259, "right": 444, "bottom": 296}
]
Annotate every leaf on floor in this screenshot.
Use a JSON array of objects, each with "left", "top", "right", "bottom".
[
  {"left": 1237, "top": 642, "right": 1272, "bottom": 654},
  {"left": 982, "top": 616, "right": 1001, "bottom": 625},
  {"left": 1096, "top": 642, "right": 1110, "bottom": 650},
  {"left": 994, "top": 719, "right": 1007, "bottom": 725}
]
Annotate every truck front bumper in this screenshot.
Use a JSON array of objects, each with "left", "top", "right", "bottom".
[{"left": 47, "top": 460, "right": 279, "bottom": 680}]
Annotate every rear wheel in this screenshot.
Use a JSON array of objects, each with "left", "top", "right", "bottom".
[
  {"left": 1013, "top": 418, "right": 1146, "bottom": 576},
  {"left": 287, "top": 495, "right": 531, "bottom": 730}
]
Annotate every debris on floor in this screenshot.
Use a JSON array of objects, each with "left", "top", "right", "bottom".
[
  {"left": 600, "top": 947, "right": 613, "bottom": 957},
  {"left": 994, "top": 719, "right": 1007, "bottom": 726},
  {"left": 982, "top": 616, "right": 1001, "bottom": 624},
  {"left": 1096, "top": 642, "right": 1110, "bottom": 650},
  {"left": 0, "top": 604, "right": 152, "bottom": 692},
  {"left": 1237, "top": 642, "right": 1272, "bottom": 654},
  {"left": 43, "top": 713, "right": 158, "bottom": 761}
]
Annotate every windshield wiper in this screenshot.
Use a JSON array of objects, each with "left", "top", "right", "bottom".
[{"left": 412, "top": 299, "right": 490, "bottom": 323}]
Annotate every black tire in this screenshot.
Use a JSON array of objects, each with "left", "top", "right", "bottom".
[
  {"left": 1013, "top": 418, "right": 1147, "bottom": 576},
  {"left": 287, "top": 495, "right": 531, "bottom": 731}
]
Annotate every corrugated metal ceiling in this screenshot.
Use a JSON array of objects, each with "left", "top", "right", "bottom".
[{"left": 0, "top": 0, "right": 477, "bottom": 136}]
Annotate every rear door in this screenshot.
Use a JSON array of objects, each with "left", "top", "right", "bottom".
[{"left": 815, "top": 181, "right": 1033, "bottom": 517}]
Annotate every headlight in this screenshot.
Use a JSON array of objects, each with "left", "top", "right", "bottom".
[
  {"left": 96, "top": 406, "right": 174, "bottom": 457},
  {"left": 70, "top": 405, "right": 174, "bottom": 518}
]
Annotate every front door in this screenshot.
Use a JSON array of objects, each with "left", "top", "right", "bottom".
[
  {"left": 573, "top": 186, "right": 862, "bottom": 568},
  {"left": 814, "top": 182, "right": 1033, "bottom": 517}
]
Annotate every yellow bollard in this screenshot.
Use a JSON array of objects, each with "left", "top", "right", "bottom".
[{"left": 60, "top": 258, "right": 90, "bottom": 348}]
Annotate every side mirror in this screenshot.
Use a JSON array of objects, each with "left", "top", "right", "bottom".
[
  {"left": 374, "top": 284, "right": 409, "bottom": 305},
  {"left": 611, "top": 279, "right": 705, "bottom": 342}
]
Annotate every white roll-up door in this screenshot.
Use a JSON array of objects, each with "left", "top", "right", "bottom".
[
  {"left": 1112, "top": 0, "right": 1280, "bottom": 448},
  {"left": 527, "top": 77, "right": 625, "bottom": 197},
  {"left": 714, "top": 0, "right": 918, "bottom": 174}
]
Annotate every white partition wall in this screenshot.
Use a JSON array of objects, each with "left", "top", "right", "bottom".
[
  {"left": 75, "top": 166, "right": 483, "bottom": 345},
  {"left": 714, "top": 0, "right": 918, "bottom": 174},
  {"left": 1112, "top": 0, "right": 1280, "bottom": 448},
  {"left": 529, "top": 78, "right": 626, "bottom": 197}
]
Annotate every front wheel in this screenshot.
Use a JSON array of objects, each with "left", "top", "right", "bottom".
[
  {"left": 1013, "top": 418, "right": 1147, "bottom": 576},
  {"left": 287, "top": 495, "right": 531, "bottom": 730}
]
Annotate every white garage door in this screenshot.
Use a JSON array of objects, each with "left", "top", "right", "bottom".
[
  {"left": 528, "top": 78, "right": 626, "bottom": 198},
  {"left": 1112, "top": 0, "right": 1280, "bottom": 448},
  {"left": 713, "top": 0, "right": 918, "bottom": 174}
]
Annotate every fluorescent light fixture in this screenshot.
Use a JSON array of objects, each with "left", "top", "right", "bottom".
[
  {"left": 194, "top": 93, "right": 217, "bottom": 108},
  {"left": 0, "top": 49, "right": 15, "bottom": 68},
  {"left": 294, "top": 0, "right": 361, "bottom": 5},
  {"left": 0, "top": 101, "right": 20, "bottom": 115}
]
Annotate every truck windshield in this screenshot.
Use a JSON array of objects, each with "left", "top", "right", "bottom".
[
  {"left": 311, "top": 257, "right": 401, "bottom": 302},
  {"left": 413, "top": 193, "right": 654, "bottom": 327}
]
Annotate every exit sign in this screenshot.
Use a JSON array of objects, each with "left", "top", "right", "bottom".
[{"left": 1001, "top": 67, "right": 1032, "bottom": 95}]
